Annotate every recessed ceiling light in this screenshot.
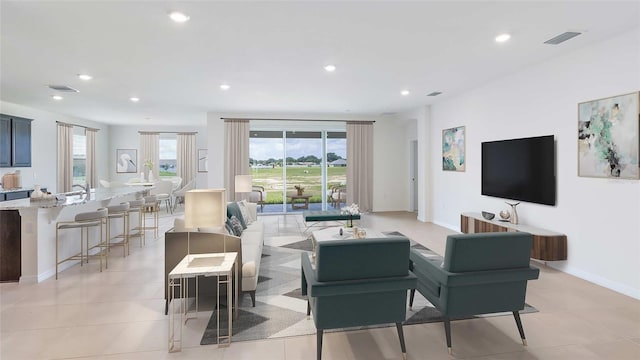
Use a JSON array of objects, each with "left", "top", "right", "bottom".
[
  {"left": 401, "top": 90, "right": 410, "bottom": 96},
  {"left": 51, "top": 95, "right": 63, "bottom": 100},
  {"left": 130, "top": 97, "right": 140, "bottom": 102},
  {"left": 77, "top": 74, "right": 92, "bottom": 81},
  {"left": 495, "top": 33, "right": 511, "bottom": 43},
  {"left": 169, "top": 11, "right": 190, "bottom": 23},
  {"left": 324, "top": 65, "right": 336, "bottom": 72},
  {"left": 220, "top": 84, "right": 230, "bottom": 90}
]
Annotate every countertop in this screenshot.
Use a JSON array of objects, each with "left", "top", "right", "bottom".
[{"left": 0, "top": 186, "right": 151, "bottom": 210}]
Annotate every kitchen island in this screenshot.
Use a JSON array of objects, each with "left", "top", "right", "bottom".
[{"left": 0, "top": 186, "right": 150, "bottom": 283}]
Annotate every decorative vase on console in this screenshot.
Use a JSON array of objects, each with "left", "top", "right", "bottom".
[
  {"left": 506, "top": 202, "right": 520, "bottom": 225},
  {"left": 32, "top": 184, "right": 44, "bottom": 198},
  {"left": 148, "top": 172, "right": 154, "bottom": 182}
]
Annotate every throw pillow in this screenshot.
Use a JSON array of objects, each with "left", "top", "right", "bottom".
[
  {"left": 238, "top": 200, "right": 254, "bottom": 225},
  {"left": 224, "top": 221, "right": 234, "bottom": 236},
  {"left": 228, "top": 215, "right": 243, "bottom": 236},
  {"left": 226, "top": 202, "right": 247, "bottom": 229}
]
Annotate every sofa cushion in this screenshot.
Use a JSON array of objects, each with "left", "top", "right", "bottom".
[
  {"left": 227, "top": 202, "right": 247, "bottom": 229},
  {"left": 238, "top": 200, "right": 254, "bottom": 224},
  {"left": 228, "top": 216, "right": 243, "bottom": 236}
]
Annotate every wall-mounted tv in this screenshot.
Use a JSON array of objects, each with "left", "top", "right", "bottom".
[{"left": 481, "top": 135, "right": 556, "bottom": 206}]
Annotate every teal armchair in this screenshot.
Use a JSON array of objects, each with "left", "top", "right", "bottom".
[
  {"left": 409, "top": 232, "right": 540, "bottom": 354},
  {"left": 301, "top": 236, "right": 417, "bottom": 360}
]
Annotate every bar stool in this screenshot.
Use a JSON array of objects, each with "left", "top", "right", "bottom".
[
  {"left": 55, "top": 208, "right": 108, "bottom": 279},
  {"left": 142, "top": 195, "right": 160, "bottom": 240},
  {"left": 127, "top": 199, "right": 146, "bottom": 248},
  {"left": 106, "top": 202, "right": 130, "bottom": 259}
]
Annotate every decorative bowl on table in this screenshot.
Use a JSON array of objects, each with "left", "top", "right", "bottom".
[{"left": 481, "top": 211, "right": 495, "bottom": 220}]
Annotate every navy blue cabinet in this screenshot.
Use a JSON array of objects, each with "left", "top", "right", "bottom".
[{"left": 0, "top": 114, "right": 32, "bottom": 168}]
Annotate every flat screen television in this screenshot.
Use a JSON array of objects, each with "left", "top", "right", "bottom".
[{"left": 481, "top": 135, "right": 556, "bottom": 206}]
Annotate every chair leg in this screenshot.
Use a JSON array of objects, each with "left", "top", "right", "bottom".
[
  {"left": 249, "top": 290, "right": 256, "bottom": 307},
  {"left": 513, "top": 311, "right": 527, "bottom": 346},
  {"left": 443, "top": 316, "right": 452, "bottom": 355},
  {"left": 396, "top": 322, "right": 407, "bottom": 360},
  {"left": 409, "top": 289, "right": 415, "bottom": 309},
  {"left": 307, "top": 300, "right": 311, "bottom": 316},
  {"left": 317, "top": 329, "right": 323, "bottom": 360}
]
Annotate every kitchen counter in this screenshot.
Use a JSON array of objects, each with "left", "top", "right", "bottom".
[{"left": 0, "top": 186, "right": 151, "bottom": 283}]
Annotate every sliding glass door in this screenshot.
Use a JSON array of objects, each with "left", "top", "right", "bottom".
[{"left": 249, "top": 128, "right": 346, "bottom": 213}]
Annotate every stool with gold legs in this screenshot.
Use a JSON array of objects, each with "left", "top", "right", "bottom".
[{"left": 55, "top": 208, "right": 108, "bottom": 279}]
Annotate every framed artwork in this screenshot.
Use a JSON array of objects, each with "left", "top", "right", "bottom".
[
  {"left": 442, "top": 126, "right": 466, "bottom": 171},
  {"left": 578, "top": 92, "right": 639, "bottom": 179},
  {"left": 116, "top": 149, "right": 137, "bottom": 173},
  {"left": 198, "top": 149, "right": 208, "bottom": 172}
]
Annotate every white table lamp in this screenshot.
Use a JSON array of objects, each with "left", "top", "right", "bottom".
[
  {"left": 234, "top": 174, "right": 252, "bottom": 200},
  {"left": 185, "top": 188, "right": 226, "bottom": 252}
]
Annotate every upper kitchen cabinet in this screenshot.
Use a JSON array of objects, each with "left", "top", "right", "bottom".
[{"left": 0, "top": 114, "right": 33, "bottom": 167}]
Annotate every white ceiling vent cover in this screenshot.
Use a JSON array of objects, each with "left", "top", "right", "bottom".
[
  {"left": 48, "top": 85, "right": 79, "bottom": 92},
  {"left": 544, "top": 31, "right": 581, "bottom": 45}
]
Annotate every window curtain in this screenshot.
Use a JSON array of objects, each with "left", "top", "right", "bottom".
[
  {"left": 346, "top": 121, "right": 374, "bottom": 212},
  {"left": 56, "top": 123, "right": 74, "bottom": 193},
  {"left": 176, "top": 133, "right": 196, "bottom": 186},
  {"left": 224, "top": 119, "right": 250, "bottom": 201},
  {"left": 85, "top": 128, "right": 97, "bottom": 189},
  {"left": 140, "top": 132, "right": 159, "bottom": 180}
]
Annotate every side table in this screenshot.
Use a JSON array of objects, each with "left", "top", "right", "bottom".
[{"left": 168, "top": 252, "right": 238, "bottom": 352}]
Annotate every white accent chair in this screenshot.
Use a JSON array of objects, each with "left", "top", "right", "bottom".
[{"left": 150, "top": 180, "right": 173, "bottom": 214}]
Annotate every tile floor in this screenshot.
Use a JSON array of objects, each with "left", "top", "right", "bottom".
[{"left": 1, "top": 211, "right": 639, "bottom": 359}]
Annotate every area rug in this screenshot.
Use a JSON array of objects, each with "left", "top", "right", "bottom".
[{"left": 201, "top": 232, "right": 537, "bottom": 345}]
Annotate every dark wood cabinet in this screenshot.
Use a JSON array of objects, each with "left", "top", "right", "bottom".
[
  {"left": 0, "top": 114, "right": 33, "bottom": 168},
  {"left": 0, "top": 209, "right": 21, "bottom": 282}
]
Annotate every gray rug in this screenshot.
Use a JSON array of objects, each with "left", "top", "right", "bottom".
[{"left": 200, "top": 232, "right": 538, "bottom": 345}]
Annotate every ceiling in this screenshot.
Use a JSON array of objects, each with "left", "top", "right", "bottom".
[{"left": 1, "top": 1, "right": 639, "bottom": 126}]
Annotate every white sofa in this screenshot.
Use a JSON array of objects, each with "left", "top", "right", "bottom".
[{"left": 164, "top": 202, "right": 264, "bottom": 309}]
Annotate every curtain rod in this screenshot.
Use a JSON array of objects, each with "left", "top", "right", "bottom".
[
  {"left": 56, "top": 121, "right": 100, "bottom": 131},
  {"left": 222, "top": 117, "right": 375, "bottom": 123},
  {"left": 137, "top": 131, "right": 198, "bottom": 134}
]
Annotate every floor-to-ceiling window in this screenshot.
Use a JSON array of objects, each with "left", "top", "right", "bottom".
[{"left": 249, "top": 124, "right": 347, "bottom": 213}]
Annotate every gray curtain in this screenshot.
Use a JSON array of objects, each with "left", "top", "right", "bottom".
[
  {"left": 177, "top": 133, "right": 196, "bottom": 186},
  {"left": 224, "top": 119, "right": 250, "bottom": 201},
  {"left": 346, "top": 121, "right": 374, "bottom": 212},
  {"left": 85, "top": 128, "right": 97, "bottom": 189},
  {"left": 140, "top": 132, "right": 159, "bottom": 180},
  {"left": 56, "top": 123, "right": 73, "bottom": 193}
]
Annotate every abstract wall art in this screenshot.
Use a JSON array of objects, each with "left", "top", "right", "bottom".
[
  {"left": 578, "top": 92, "right": 639, "bottom": 179},
  {"left": 442, "top": 126, "right": 465, "bottom": 171}
]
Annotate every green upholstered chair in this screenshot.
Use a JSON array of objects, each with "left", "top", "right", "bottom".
[
  {"left": 409, "top": 232, "right": 540, "bottom": 355},
  {"left": 301, "top": 236, "right": 417, "bottom": 360}
]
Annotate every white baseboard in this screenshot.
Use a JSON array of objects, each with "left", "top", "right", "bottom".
[
  {"left": 432, "top": 220, "right": 459, "bottom": 232},
  {"left": 547, "top": 262, "right": 640, "bottom": 300}
]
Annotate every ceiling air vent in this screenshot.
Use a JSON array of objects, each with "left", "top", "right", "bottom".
[
  {"left": 48, "top": 85, "right": 79, "bottom": 92},
  {"left": 544, "top": 31, "right": 581, "bottom": 45},
  {"left": 427, "top": 91, "right": 442, "bottom": 97},
  {"left": 380, "top": 112, "right": 397, "bottom": 116}
]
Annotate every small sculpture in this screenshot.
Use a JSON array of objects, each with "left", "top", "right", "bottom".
[
  {"left": 499, "top": 210, "right": 511, "bottom": 220},
  {"left": 506, "top": 202, "right": 520, "bottom": 225}
]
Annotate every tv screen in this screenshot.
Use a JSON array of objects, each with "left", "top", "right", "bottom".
[{"left": 481, "top": 135, "right": 556, "bottom": 206}]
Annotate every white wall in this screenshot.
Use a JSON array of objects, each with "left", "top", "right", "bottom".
[
  {"left": 108, "top": 125, "right": 208, "bottom": 187},
  {"left": 428, "top": 29, "right": 640, "bottom": 298},
  {"left": 0, "top": 101, "right": 109, "bottom": 193},
  {"left": 206, "top": 112, "right": 410, "bottom": 211}
]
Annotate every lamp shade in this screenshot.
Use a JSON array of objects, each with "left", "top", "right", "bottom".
[
  {"left": 184, "top": 188, "right": 226, "bottom": 229},
  {"left": 234, "top": 174, "right": 252, "bottom": 193}
]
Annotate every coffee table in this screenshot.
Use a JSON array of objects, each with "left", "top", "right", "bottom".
[
  {"left": 303, "top": 210, "right": 361, "bottom": 232},
  {"left": 311, "top": 227, "right": 387, "bottom": 261},
  {"left": 168, "top": 252, "right": 238, "bottom": 352}
]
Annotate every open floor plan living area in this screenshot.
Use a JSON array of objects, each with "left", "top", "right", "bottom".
[{"left": 1, "top": 1, "right": 639, "bottom": 359}]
